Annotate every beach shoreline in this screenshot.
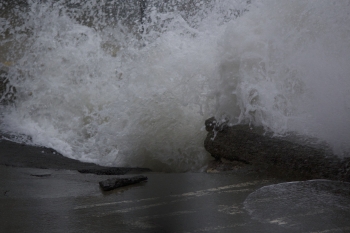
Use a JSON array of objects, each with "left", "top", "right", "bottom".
[{"left": 1, "top": 137, "right": 350, "bottom": 232}]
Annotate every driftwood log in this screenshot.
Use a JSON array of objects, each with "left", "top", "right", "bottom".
[
  {"left": 204, "top": 117, "right": 350, "bottom": 181},
  {"left": 99, "top": 175, "right": 148, "bottom": 191},
  {"left": 79, "top": 167, "right": 151, "bottom": 175}
]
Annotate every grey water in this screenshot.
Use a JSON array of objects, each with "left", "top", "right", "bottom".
[{"left": 2, "top": 166, "right": 350, "bottom": 233}]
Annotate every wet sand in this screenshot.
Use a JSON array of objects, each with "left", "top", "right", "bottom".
[{"left": 1, "top": 138, "right": 350, "bottom": 233}]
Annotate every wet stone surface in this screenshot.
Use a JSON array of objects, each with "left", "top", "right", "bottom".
[{"left": 204, "top": 117, "right": 350, "bottom": 182}]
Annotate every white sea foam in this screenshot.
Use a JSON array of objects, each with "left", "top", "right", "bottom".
[{"left": 0, "top": 0, "right": 349, "bottom": 171}]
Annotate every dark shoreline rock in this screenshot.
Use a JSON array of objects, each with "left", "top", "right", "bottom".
[
  {"left": 99, "top": 175, "right": 148, "bottom": 191},
  {"left": 0, "top": 138, "right": 151, "bottom": 174},
  {"left": 204, "top": 117, "right": 350, "bottom": 181}
]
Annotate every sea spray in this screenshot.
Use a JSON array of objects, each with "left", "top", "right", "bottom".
[
  {"left": 0, "top": 0, "right": 349, "bottom": 172},
  {"left": 214, "top": 0, "right": 350, "bottom": 155}
]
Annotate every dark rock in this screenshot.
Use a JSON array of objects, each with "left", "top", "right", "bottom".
[
  {"left": 78, "top": 167, "right": 151, "bottom": 175},
  {"left": 0, "top": 139, "right": 152, "bottom": 174},
  {"left": 205, "top": 117, "right": 228, "bottom": 132},
  {"left": 205, "top": 117, "right": 217, "bottom": 132},
  {"left": 204, "top": 117, "right": 350, "bottom": 181},
  {"left": 99, "top": 175, "right": 148, "bottom": 191}
]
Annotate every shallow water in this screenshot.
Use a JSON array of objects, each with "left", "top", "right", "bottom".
[
  {"left": 245, "top": 180, "right": 350, "bottom": 231},
  {"left": 1, "top": 166, "right": 350, "bottom": 233},
  {"left": 0, "top": 0, "right": 349, "bottom": 171}
]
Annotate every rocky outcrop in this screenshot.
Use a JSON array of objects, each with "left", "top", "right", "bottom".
[
  {"left": 204, "top": 117, "right": 350, "bottom": 181},
  {"left": 0, "top": 139, "right": 152, "bottom": 174},
  {"left": 99, "top": 175, "right": 148, "bottom": 191}
]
